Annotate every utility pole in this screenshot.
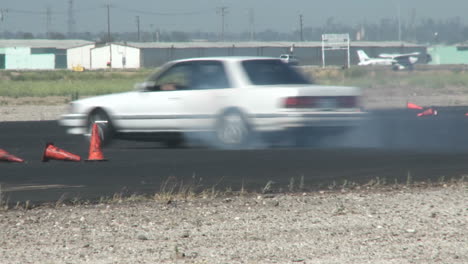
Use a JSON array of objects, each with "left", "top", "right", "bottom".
[
  {"left": 106, "top": 4, "right": 112, "bottom": 68},
  {"left": 248, "top": 8, "right": 255, "bottom": 41},
  {"left": 217, "top": 6, "right": 228, "bottom": 41},
  {"left": 46, "top": 6, "right": 52, "bottom": 38},
  {"left": 150, "top": 24, "right": 154, "bottom": 42},
  {"left": 67, "top": 0, "right": 76, "bottom": 37},
  {"left": 0, "top": 8, "right": 8, "bottom": 22},
  {"left": 299, "top": 14, "right": 304, "bottom": 41},
  {"left": 0, "top": 8, "right": 7, "bottom": 37},
  {"left": 136, "top": 16, "right": 140, "bottom": 42},
  {"left": 397, "top": 1, "right": 401, "bottom": 42},
  {"left": 106, "top": 4, "right": 111, "bottom": 43}
]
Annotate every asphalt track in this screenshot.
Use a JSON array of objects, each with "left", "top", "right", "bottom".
[{"left": 2, "top": 107, "right": 468, "bottom": 205}]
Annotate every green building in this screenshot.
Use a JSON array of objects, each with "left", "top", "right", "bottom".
[{"left": 427, "top": 45, "right": 468, "bottom": 65}]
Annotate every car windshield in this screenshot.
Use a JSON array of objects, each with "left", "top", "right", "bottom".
[{"left": 242, "top": 59, "right": 311, "bottom": 85}]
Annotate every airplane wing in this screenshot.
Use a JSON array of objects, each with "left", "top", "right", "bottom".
[
  {"left": 378, "top": 52, "right": 420, "bottom": 59},
  {"left": 379, "top": 52, "right": 420, "bottom": 70}
]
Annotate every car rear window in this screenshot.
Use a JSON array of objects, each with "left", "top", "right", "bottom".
[{"left": 242, "top": 59, "right": 311, "bottom": 85}]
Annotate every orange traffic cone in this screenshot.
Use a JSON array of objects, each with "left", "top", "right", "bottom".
[
  {"left": 417, "top": 108, "right": 438, "bottom": 117},
  {"left": 0, "top": 149, "right": 24, "bottom": 163},
  {"left": 86, "top": 123, "right": 106, "bottom": 161},
  {"left": 42, "top": 143, "right": 81, "bottom": 162},
  {"left": 407, "top": 102, "right": 423, "bottom": 110}
]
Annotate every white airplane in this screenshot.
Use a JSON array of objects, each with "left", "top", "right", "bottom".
[{"left": 357, "top": 50, "right": 420, "bottom": 70}]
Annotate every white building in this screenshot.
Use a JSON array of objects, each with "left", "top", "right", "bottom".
[
  {"left": 90, "top": 43, "right": 141, "bottom": 69},
  {"left": 66, "top": 43, "right": 95, "bottom": 70}
]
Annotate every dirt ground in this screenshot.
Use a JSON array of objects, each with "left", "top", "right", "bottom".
[{"left": 0, "top": 184, "right": 466, "bottom": 264}]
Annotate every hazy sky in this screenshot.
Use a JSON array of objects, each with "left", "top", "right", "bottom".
[{"left": 1, "top": 0, "right": 467, "bottom": 34}]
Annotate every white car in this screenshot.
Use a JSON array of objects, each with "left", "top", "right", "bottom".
[
  {"left": 59, "top": 57, "right": 365, "bottom": 148},
  {"left": 279, "top": 54, "right": 299, "bottom": 65}
]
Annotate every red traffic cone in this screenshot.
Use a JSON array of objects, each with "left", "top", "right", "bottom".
[
  {"left": 86, "top": 123, "right": 106, "bottom": 161},
  {"left": 417, "top": 108, "right": 438, "bottom": 117},
  {"left": 0, "top": 149, "right": 25, "bottom": 163},
  {"left": 407, "top": 102, "right": 423, "bottom": 110},
  {"left": 42, "top": 143, "right": 81, "bottom": 162}
]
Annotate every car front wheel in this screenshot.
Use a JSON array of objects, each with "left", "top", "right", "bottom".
[{"left": 87, "top": 109, "right": 115, "bottom": 146}]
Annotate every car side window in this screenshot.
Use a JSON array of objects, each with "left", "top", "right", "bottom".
[
  {"left": 150, "top": 63, "right": 193, "bottom": 91},
  {"left": 191, "top": 61, "right": 231, "bottom": 90},
  {"left": 242, "top": 59, "right": 311, "bottom": 85}
]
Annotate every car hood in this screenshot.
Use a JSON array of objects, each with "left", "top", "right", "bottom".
[{"left": 73, "top": 91, "right": 137, "bottom": 106}]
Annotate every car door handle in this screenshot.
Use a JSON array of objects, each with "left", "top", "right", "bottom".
[{"left": 168, "top": 97, "right": 180, "bottom": 100}]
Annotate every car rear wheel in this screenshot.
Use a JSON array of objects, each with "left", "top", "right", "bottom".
[
  {"left": 87, "top": 109, "right": 115, "bottom": 146},
  {"left": 215, "top": 110, "right": 251, "bottom": 148}
]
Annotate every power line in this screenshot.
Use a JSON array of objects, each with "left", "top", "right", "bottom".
[
  {"left": 7, "top": 7, "right": 96, "bottom": 15},
  {"left": 3, "top": 6, "right": 213, "bottom": 18},
  {"left": 115, "top": 7, "right": 213, "bottom": 16}
]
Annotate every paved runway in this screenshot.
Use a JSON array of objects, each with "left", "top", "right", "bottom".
[{"left": 2, "top": 107, "right": 468, "bottom": 205}]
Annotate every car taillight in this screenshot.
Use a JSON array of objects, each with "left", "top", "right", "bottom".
[
  {"left": 284, "top": 96, "right": 358, "bottom": 108},
  {"left": 283, "top": 96, "right": 316, "bottom": 108}
]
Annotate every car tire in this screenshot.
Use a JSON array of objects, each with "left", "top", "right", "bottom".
[
  {"left": 215, "top": 109, "right": 251, "bottom": 149},
  {"left": 87, "top": 109, "right": 115, "bottom": 146}
]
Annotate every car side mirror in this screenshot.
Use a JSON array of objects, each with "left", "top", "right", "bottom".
[{"left": 134, "top": 81, "right": 156, "bottom": 91}]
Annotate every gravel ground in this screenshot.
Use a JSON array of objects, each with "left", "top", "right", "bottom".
[
  {"left": 0, "top": 96, "right": 67, "bottom": 122},
  {"left": 0, "top": 185, "right": 466, "bottom": 264},
  {"left": 1, "top": 95, "right": 467, "bottom": 263}
]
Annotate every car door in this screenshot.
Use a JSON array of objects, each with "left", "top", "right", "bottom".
[
  {"left": 116, "top": 62, "right": 194, "bottom": 132},
  {"left": 175, "top": 60, "right": 231, "bottom": 131}
]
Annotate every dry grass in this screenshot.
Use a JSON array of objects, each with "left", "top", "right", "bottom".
[{"left": 1, "top": 175, "right": 466, "bottom": 212}]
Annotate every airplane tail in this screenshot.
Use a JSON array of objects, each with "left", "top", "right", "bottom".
[{"left": 357, "top": 50, "right": 370, "bottom": 62}]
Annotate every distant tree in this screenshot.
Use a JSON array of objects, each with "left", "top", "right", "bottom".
[
  {"left": 49, "top": 32, "right": 66, "bottom": 40},
  {"left": 96, "top": 33, "right": 115, "bottom": 44},
  {"left": 462, "top": 27, "right": 468, "bottom": 43},
  {"left": 22, "top": 32, "right": 34, "bottom": 39},
  {"left": 2, "top": 15, "right": 468, "bottom": 44},
  {"left": 169, "top": 31, "right": 189, "bottom": 42}
]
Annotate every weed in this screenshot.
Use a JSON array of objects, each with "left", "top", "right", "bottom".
[
  {"left": 55, "top": 194, "right": 67, "bottom": 208},
  {"left": 0, "top": 185, "right": 8, "bottom": 211},
  {"left": 438, "top": 175, "right": 446, "bottom": 184},
  {"left": 262, "top": 180, "right": 275, "bottom": 194},
  {"left": 288, "top": 177, "right": 295, "bottom": 192},
  {"left": 154, "top": 175, "right": 203, "bottom": 202},
  {"left": 328, "top": 180, "right": 337, "bottom": 190},
  {"left": 299, "top": 175, "right": 305, "bottom": 190},
  {"left": 406, "top": 171, "right": 413, "bottom": 186}
]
